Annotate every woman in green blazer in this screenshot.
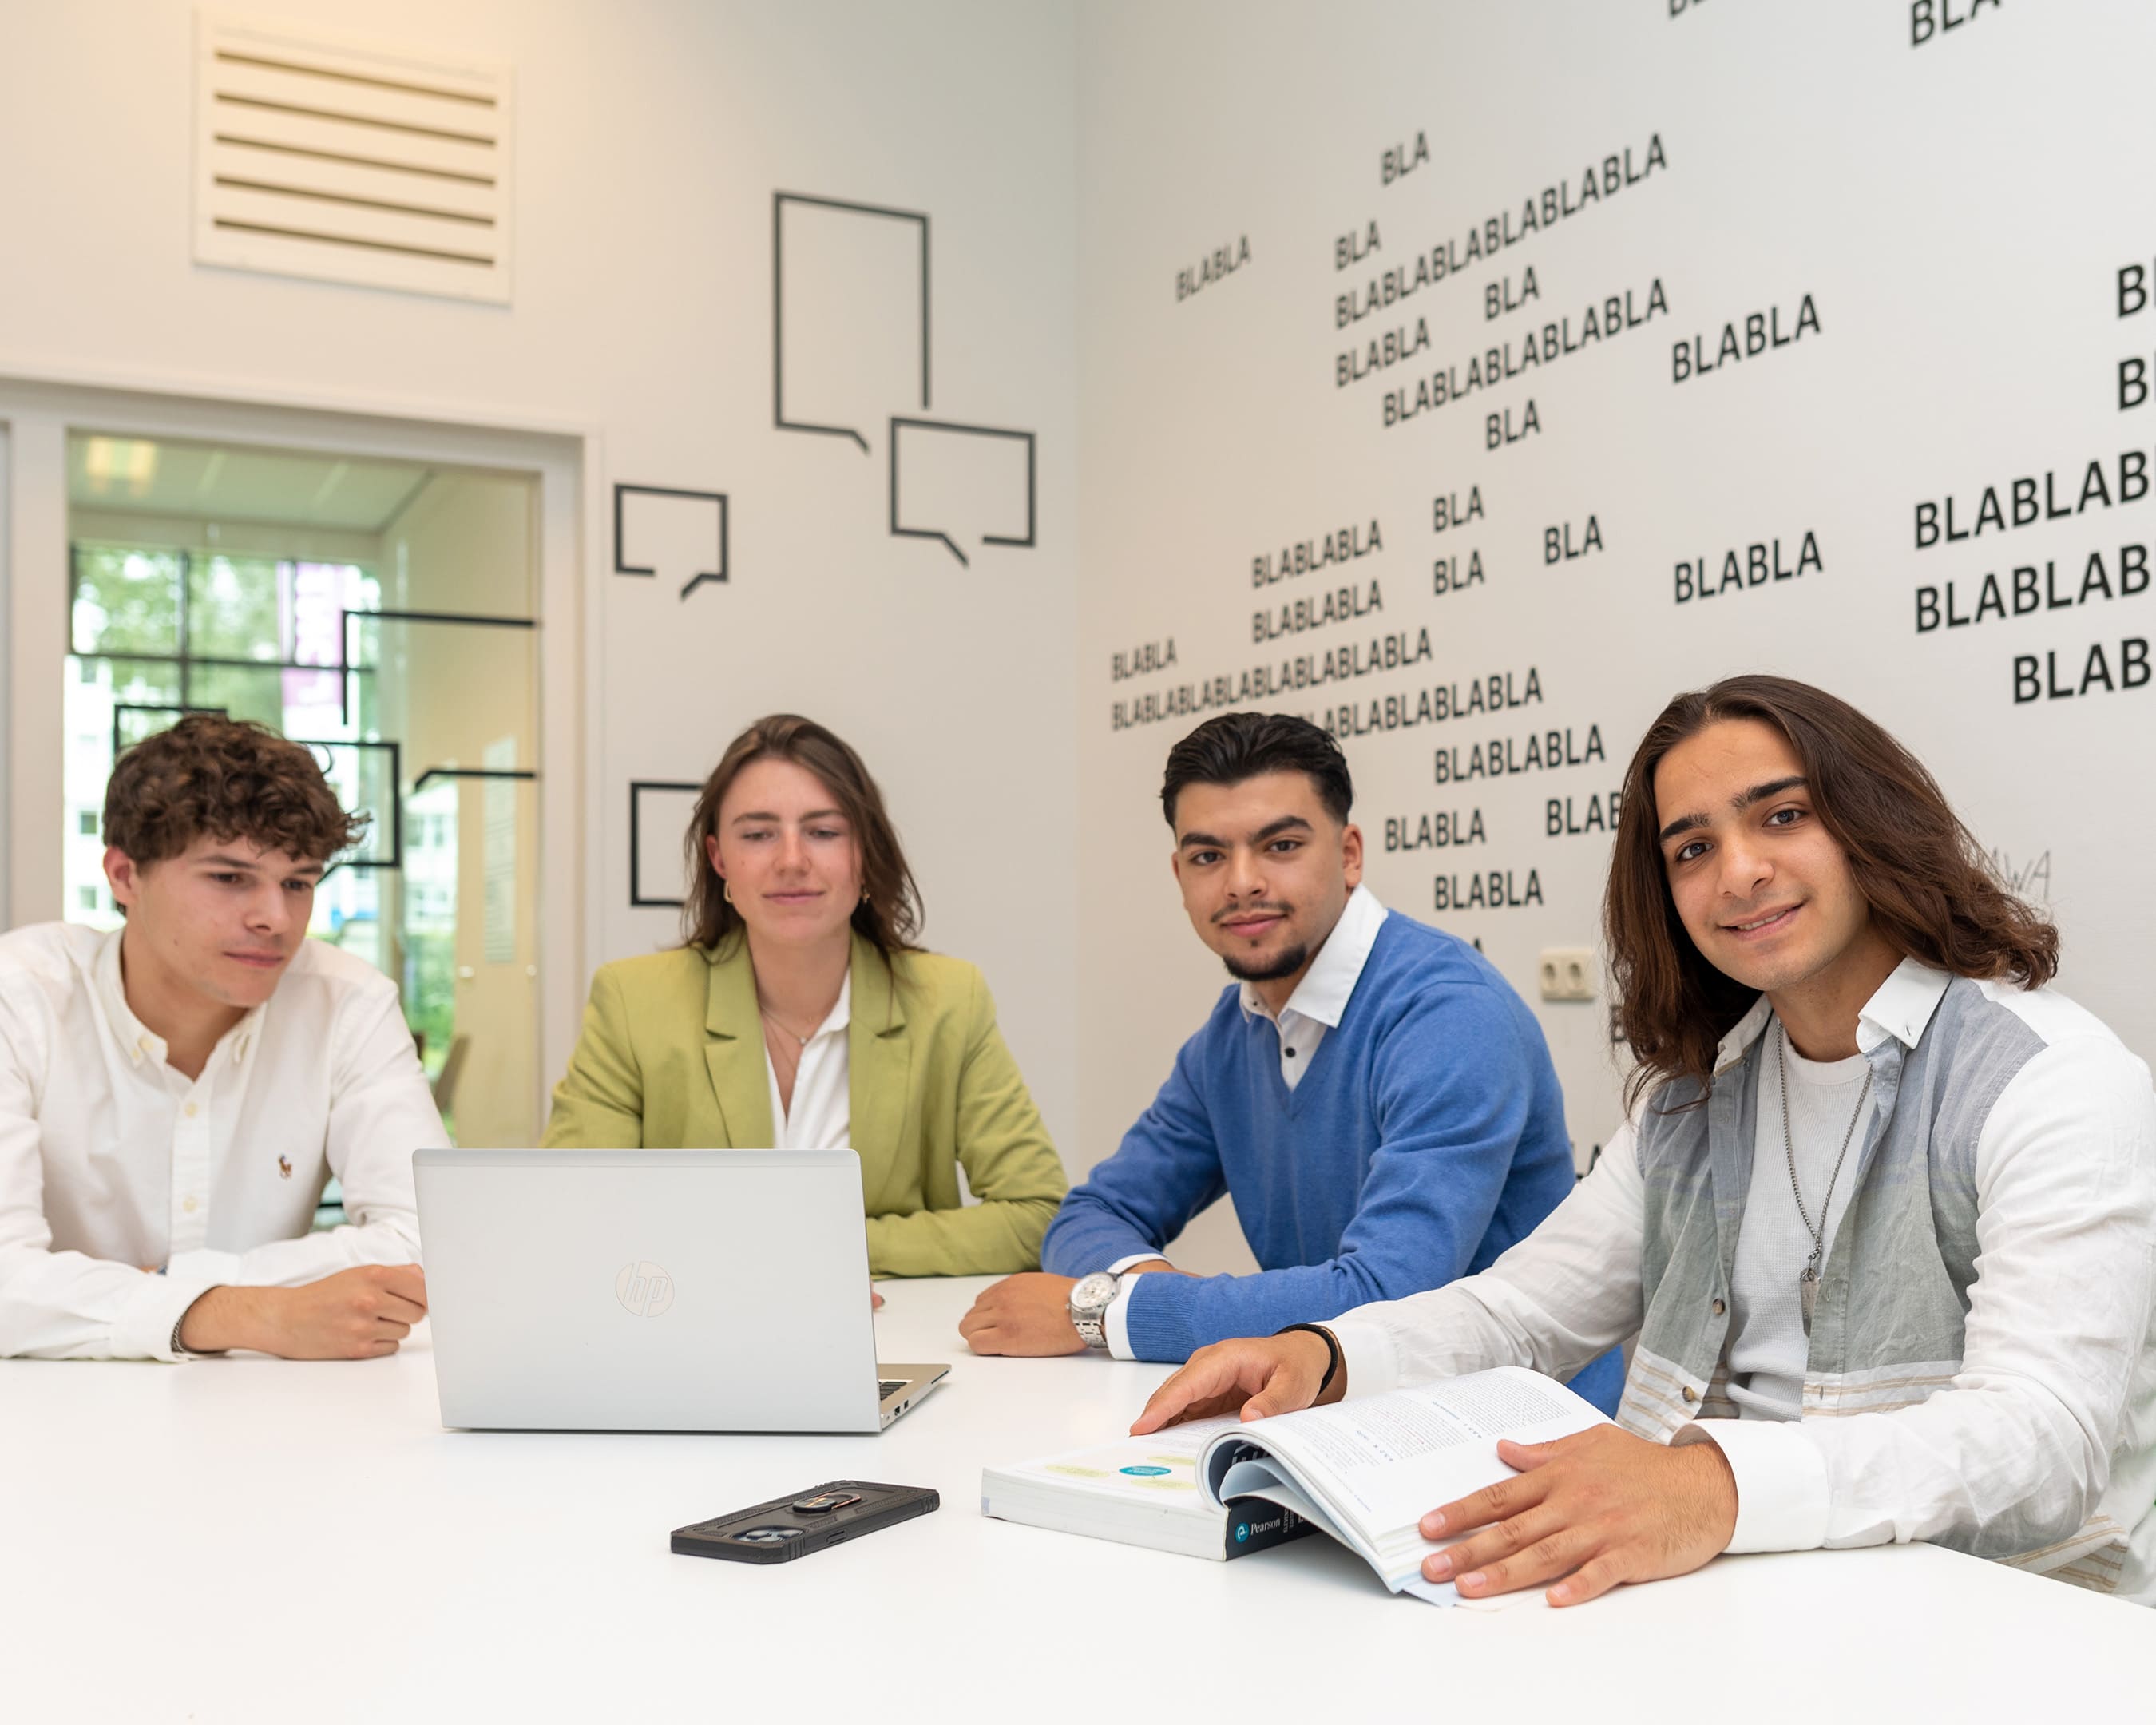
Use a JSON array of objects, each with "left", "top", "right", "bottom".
[{"left": 543, "top": 714, "right": 1067, "bottom": 1279}]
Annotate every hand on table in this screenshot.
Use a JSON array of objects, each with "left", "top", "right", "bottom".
[
  {"left": 957, "top": 1272, "right": 1084, "bottom": 1355},
  {"left": 1417, "top": 1423, "right": 1737, "bottom": 1607},
  {"left": 177, "top": 1263, "right": 428, "bottom": 1359},
  {"left": 871, "top": 1286, "right": 884, "bottom": 1311},
  {"left": 1130, "top": 1330, "right": 1340, "bottom": 1432}
]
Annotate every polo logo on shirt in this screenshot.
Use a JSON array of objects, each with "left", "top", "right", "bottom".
[
  {"left": 276, "top": 1156, "right": 292, "bottom": 1179},
  {"left": 615, "top": 1260, "right": 675, "bottom": 1318}
]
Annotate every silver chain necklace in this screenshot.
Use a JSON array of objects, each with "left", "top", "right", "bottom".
[{"left": 1778, "top": 1020, "right": 1873, "bottom": 1335}]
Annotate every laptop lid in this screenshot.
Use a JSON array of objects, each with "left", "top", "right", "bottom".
[{"left": 414, "top": 1147, "right": 882, "bottom": 1434}]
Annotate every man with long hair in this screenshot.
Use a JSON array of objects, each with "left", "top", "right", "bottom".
[{"left": 1134, "top": 676, "right": 2156, "bottom": 1606}]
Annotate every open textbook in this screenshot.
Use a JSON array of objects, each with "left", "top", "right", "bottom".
[
  {"left": 1197, "top": 1366, "right": 1610, "bottom": 1604},
  {"left": 982, "top": 1416, "right": 1315, "bottom": 1560}
]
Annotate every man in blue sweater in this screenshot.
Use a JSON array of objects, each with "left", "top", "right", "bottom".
[{"left": 958, "top": 712, "right": 1622, "bottom": 1414}]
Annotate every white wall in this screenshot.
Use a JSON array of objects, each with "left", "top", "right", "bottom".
[
  {"left": 7, "top": 1, "right": 2146, "bottom": 1230},
  {"left": 0, "top": 1, "right": 1080, "bottom": 1154},
  {"left": 1075, "top": 0, "right": 2155, "bottom": 1251}
]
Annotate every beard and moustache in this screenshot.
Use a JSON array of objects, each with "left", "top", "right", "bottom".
[
  {"left": 1215, "top": 901, "right": 1307, "bottom": 982},
  {"left": 1223, "top": 945, "right": 1309, "bottom": 982}
]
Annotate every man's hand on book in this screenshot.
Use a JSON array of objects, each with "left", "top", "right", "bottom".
[
  {"left": 1414, "top": 1424, "right": 1738, "bottom": 1606},
  {"left": 959, "top": 1274, "right": 1088, "bottom": 1355},
  {"left": 1129, "top": 1331, "right": 1344, "bottom": 1433}
]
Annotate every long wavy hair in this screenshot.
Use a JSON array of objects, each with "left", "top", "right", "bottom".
[
  {"left": 680, "top": 713, "right": 924, "bottom": 958},
  {"left": 1604, "top": 676, "right": 2058, "bottom": 1109}
]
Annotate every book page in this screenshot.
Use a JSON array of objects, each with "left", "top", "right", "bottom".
[{"left": 1203, "top": 1368, "right": 1607, "bottom": 1591}]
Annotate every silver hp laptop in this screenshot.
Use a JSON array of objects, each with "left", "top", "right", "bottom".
[{"left": 413, "top": 1147, "right": 948, "bottom": 1433}]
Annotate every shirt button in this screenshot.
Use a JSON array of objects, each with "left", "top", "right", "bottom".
[
  {"left": 1710, "top": 1298, "right": 1726, "bottom": 1316},
  {"left": 184, "top": 1102, "right": 199, "bottom": 1118},
  {"left": 183, "top": 1196, "right": 198, "bottom": 1214},
  {"left": 1283, "top": 1048, "right": 1298, "bottom": 1059},
  {"left": 1681, "top": 1386, "right": 1698, "bottom": 1404}
]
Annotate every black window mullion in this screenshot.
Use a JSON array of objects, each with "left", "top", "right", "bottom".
[{"left": 176, "top": 549, "right": 192, "bottom": 708}]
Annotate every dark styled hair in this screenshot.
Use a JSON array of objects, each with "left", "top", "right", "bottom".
[
  {"left": 1160, "top": 712, "right": 1353, "bottom": 829},
  {"left": 102, "top": 715, "right": 368, "bottom": 870},
  {"left": 1603, "top": 675, "right": 2059, "bottom": 1108},
  {"left": 680, "top": 713, "right": 923, "bottom": 956}
]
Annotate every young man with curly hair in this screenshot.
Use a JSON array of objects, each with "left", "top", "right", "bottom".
[
  {"left": 0, "top": 716, "right": 439, "bottom": 1361},
  {"left": 1137, "top": 676, "right": 2156, "bottom": 1608}
]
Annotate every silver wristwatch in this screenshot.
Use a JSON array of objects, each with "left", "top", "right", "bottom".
[{"left": 1068, "top": 1271, "right": 1122, "bottom": 1350}]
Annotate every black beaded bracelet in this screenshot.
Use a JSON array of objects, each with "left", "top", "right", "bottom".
[{"left": 1274, "top": 1322, "right": 1341, "bottom": 1398}]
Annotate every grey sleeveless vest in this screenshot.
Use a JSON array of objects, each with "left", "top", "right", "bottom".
[{"left": 1615, "top": 973, "right": 2129, "bottom": 1591}]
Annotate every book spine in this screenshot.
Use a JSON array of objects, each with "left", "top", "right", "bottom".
[{"left": 1221, "top": 1502, "right": 1314, "bottom": 1560}]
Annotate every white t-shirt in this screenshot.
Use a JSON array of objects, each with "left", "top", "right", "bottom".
[{"left": 1726, "top": 1021, "right": 1874, "bottom": 1418}]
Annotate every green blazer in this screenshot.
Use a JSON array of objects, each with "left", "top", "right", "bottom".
[{"left": 541, "top": 934, "right": 1068, "bottom": 1277}]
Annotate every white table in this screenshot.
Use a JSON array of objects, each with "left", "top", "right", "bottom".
[{"left": 6, "top": 1275, "right": 2150, "bottom": 1722}]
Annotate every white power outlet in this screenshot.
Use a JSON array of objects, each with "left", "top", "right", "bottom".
[{"left": 1538, "top": 947, "right": 1595, "bottom": 1002}]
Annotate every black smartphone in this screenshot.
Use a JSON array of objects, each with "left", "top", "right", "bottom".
[{"left": 670, "top": 1481, "right": 940, "bottom": 1564}]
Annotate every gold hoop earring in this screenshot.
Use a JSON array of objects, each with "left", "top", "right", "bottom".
[{"left": 722, "top": 882, "right": 733, "bottom": 905}]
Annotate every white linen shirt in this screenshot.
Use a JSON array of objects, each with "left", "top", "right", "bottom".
[
  {"left": 1326, "top": 961, "right": 2156, "bottom": 1602},
  {"left": 0, "top": 922, "right": 441, "bottom": 1361},
  {"left": 764, "top": 975, "right": 851, "bottom": 1151},
  {"left": 1102, "top": 885, "right": 1389, "bottom": 1358}
]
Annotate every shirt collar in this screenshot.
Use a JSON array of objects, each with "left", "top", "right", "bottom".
[
  {"left": 812, "top": 973, "right": 851, "bottom": 1041},
  {"left": 1239, "top": 884, "right": 1388, "bottom": 1029},
  {"left": 93, "top": 926, "right": 162, "bottom": 1066},
  {"left": 1855, "top": 956, "right": 1952, "bottom": 1052},
  {"left": 1711, "top": 954, "right": 1952, "bottom": 1073},
  {"left": 93, "top": 923, "right": 268, "bottom": 1071}
]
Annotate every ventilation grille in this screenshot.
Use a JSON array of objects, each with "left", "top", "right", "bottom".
[{"left": 193, "top": 13, "right": 513, "bottom": 304}]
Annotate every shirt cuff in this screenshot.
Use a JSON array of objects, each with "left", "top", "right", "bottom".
[
  {"left": 1326, "top": 1315, "right": 1400, "bottom": 1401},
  {"left": 117, "top": 1271, "right": 224, "bottom": 1362},
  {"left": 1104, "top": 1252, "right": 1159, "bottom": 1275},
  {"left": 1674, "top": 1418, "right": 1830, "bottom": 1553},
  {"left": 1104, "top": 1272, "right": 1144, "bottom": 1360}
]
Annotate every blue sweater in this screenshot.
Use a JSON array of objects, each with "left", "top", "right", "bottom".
[{"left": 1044, "top": 910, "right": 1623, "bottom": 1413}]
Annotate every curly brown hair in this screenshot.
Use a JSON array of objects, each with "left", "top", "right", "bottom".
[
  {"left": 1604, "top": 676, "right": 2059, "bottom": 1110},
  {"left": 102, "top": 715, "right": 369, "bottom": 869},
  {"left": 680, "top": 713, "right": 922, "bottom": 957}
]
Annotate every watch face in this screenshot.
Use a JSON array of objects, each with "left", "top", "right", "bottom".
[{"left": 1073, "top": 1272, "right": 1120, "bottom": 1315}]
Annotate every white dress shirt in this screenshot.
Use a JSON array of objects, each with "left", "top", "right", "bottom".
[
  {"left": 1326, "top": 961, "right": 2156, "bottom": 1602},
  {"left": 1102, "top": 885, "right": 1389, "bottom": 1358},
  {"left": 0, "top": 922, "right": 442, "bottom": 1361},
  {"left": 765, "top": 975, "right": 850, "bottom": 1151}
]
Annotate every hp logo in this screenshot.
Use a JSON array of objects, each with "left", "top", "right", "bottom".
[{"left": 615, "top": 1260, "right": 675, "bottom": 1317}]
